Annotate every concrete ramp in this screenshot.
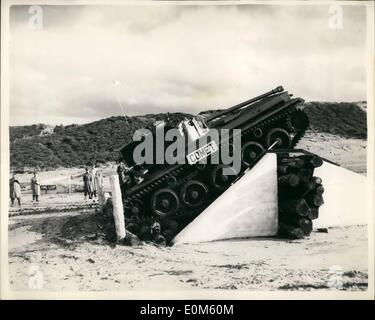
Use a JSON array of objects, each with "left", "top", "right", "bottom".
[
  {"left": 173, "top": 153, "right": 278, "bottom": 245},
  {"left": 313, "top": 161, "right": 368, "bottom": 228}
]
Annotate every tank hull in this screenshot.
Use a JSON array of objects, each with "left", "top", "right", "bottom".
[{"left": 119, "top": 87, "right": 309, "bottom": 244}]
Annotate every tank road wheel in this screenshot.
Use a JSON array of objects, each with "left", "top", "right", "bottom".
[
  {"left": 252, "top": 128, "right": 263, "bottom": 138},
  {"left": 241, "top": 142, "right": 265, "bottom": 167},
  {"left": 266, "top": 128, "right": 291, "bottom": 149},
  {"left": 181, "top": 180, "right": 208, "bottom": 208},
  {"left": 151, "top": 188, "right": 179, "bottom": 219},
  {"left": 287, "top": 110, "right": 309, "bottom": 131},
  {"left": 210, "top": 165, "right": 238, "bottom": 192}
]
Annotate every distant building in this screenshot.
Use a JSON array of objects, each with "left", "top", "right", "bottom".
[{"left": 40, "top": 125, "right": 55, "bottom": 136}]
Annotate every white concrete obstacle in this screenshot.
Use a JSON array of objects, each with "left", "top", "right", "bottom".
[
  {"left": 96, "top": 171, "right": 105, "bottom": 207},
  {"left": 173, "top": 153, "right": 278, "bottom": 245},
  {"left": 313, "top": 161, "right": 368, "bottom": 228},
  {"left": 109, "top": 174, "right": 126, "bottom": 242},
  {"left": 172, "top": 152, "right": 368, "bottom": 245}
]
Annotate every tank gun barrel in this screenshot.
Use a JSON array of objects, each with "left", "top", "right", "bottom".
[{"left": 205, "top": 86, "right": 284, "bottom": 123}]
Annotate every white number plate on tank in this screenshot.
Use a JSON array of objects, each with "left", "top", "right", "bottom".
[{"left": 186, "top": 141, "right": 219, "bottom": 164}]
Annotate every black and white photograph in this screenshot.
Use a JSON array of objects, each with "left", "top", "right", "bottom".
[{"left": 1, "top": 0, "right": 374, "bottom": 300}]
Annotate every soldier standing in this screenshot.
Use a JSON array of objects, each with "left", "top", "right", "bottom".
[
  {"left": 117, "top": 160, "right": 131, "bottom": 193},
  {"left": 31, "top": 172, "right": 40, "bottom": 202},
  {"left": 10, "top": 174, "right": 22, "bottom": 206},
  {"left": 83, "top": 168, "right": 92, "bottom": 200},
  {"left": 117, "top": 160, "right": 127, "bottom": 185},
  {"left": 90, "top": 163, "right": 98, "bottom": 199}
]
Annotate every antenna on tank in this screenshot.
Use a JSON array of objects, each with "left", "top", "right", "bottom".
[{"left": 112, "top": 80, "right": 126, "bottom": 119}]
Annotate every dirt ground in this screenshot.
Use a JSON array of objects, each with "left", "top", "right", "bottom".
[
  {"left": 7, "top": 133, "right": 369, "bottom": 292},
  {"left": 297, "top": 131, "right": 367, "bottom": 175},
  {"left": 8, "top": 211, "right": 368, "bottom": 291}
]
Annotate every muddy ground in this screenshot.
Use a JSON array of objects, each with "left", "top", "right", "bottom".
[{"left": 7, "top": 133, "right": 369, "bottom": 292}]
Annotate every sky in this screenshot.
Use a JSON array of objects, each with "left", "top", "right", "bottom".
[{"left": 9, "top": 3, "right": 368, "bottom": 126}]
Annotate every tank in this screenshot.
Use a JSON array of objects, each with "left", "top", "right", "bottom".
[{"left": 117, "top": 86, "right": 310, "bottom": 243}]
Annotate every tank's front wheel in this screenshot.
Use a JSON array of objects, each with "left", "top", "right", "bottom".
[
  {"left": 241, "top": 141, "right": 265, "bottom": 167},
  {"left": 287, "top": 110, "right": 309, "bottom": 131},
  {"left": 266, "top": 128, "right": 291, "bottom": 149},
  {"left": 210, "top": 165, "right": 238, "bottom": 192}
]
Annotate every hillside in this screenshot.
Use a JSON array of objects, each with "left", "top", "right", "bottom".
[
  {"left": 9, "top": 102, "right": 366, "bottom": 170},
  {"left": 10, "top": 113, "right": 189, "bottom": 170},
  {"left": 303, "top": 102, "right": 367, "bottom": 139}
]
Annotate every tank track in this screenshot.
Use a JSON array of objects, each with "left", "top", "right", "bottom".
[
  {"left": 124, "top": 103, "right": 309, "bottom": 227},
  {"left": 247, "top": 105, "right": 308, "bottom": 149}
]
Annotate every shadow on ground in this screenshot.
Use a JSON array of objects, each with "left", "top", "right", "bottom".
[{"left": 9, "top": 211, "right": 115, "bottom": 250}]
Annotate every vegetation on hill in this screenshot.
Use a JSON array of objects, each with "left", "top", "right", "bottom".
[
  {"left": 10, "top": 124, "right": 47, "bottom": 141},
  {"left": 304, "top": 102, "right": 367, "bottom": 139},
  {"left": 9, "top": 102, "right": 366, "bottom": 170},
  {"left": 10, "top": 113, "right": 189, "bottom": 170}
]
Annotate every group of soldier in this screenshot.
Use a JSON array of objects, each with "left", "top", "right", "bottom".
[
  {"left": 10, "top": 163, "right": 100, "bottom": 206},
  {"left": 9, "top": 161, "right": 129, "bottom": 207},
  {"left": 9, "top": 172, "right": 41, "bottom": 206},
  {"left": 82, "top": 164, "right": 99, "bottom": 200},
  {"left": 9, "top": 163, "right": 110, "bottom": 206}
]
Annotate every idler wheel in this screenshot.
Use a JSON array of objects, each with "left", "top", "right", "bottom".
[
  {"left": 180, "top": 180, "right": 208, "bottom": 208},
  {"left": 266, "top": 128, "right": 291, "bottom": 149},
  {"left": 241, "top": 141, "right": 265, "bottom": 167},
  {"left": 151, "top": 188, "right": 179, "bottom": 219},
  {"left": 288, "top": 110, "right": 309, "bottom": 131},
  {"left": 210, "top": 165, "right": 238, "bottom": 192}
]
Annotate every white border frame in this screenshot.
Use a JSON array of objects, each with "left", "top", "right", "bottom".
[{"left": 1, "top": 0, "right": 374, "bottom": 300}]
